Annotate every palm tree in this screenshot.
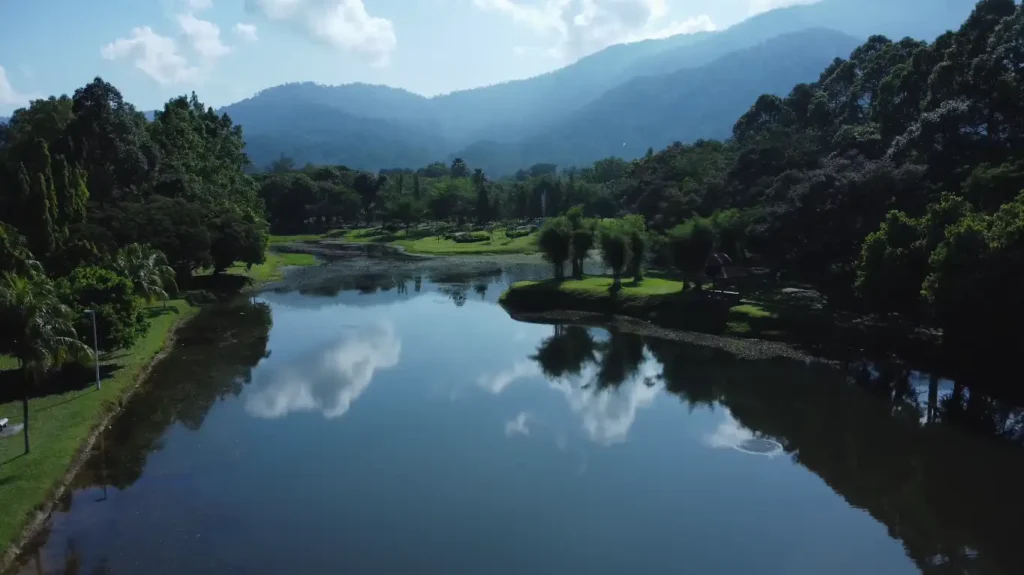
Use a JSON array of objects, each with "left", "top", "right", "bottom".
[
  {"left": 113, "top": 244, "right": 177, "bottom": 304},
  {"left": 0, "top": 272, "right": 91, "bottom": 454}
]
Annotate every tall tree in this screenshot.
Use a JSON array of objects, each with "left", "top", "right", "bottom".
[{"left": 0, "top": 272, "right": 90, "bottom": 453}]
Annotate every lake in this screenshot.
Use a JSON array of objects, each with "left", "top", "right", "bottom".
[{"left": 14, "top": 265, "right": 1024, "bottom": 575}]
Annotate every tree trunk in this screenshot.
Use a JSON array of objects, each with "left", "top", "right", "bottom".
[
  {"left": 927, "top": 374, "right": 939, "bottom": 424},
  {"left": 23, "top": 381, "right": 30, "bottom": 455}
]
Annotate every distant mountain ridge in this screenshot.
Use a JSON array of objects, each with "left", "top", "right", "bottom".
[
  {"left": 216, "top": 0, "right": 981, "bottom": 174},
  {"left": 457, "top": 28, "right": 864, "bottom": 175}
]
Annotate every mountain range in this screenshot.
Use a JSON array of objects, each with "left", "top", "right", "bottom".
[{"left": 7, "top": 0, "right": 977, "bottom": 176}]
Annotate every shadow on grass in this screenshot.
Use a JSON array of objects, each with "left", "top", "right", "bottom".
[
  {"left": 146, "top": 306, "right": 181, "bottom": 319},
  {"left": 0, "top": 362, "right": 122, "bottom": 405},
  {"left": 0, "top": 453, "right": 25, "bottom": 469}
]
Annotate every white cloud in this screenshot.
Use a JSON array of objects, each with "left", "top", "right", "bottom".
[
  {"left": 103, "top": 12, "right": 234, "bottom": 86},
  {"left": 251, "top": 0, "right": 397, "bottom": 66},
  {"left": 0, "top": 65, "right": 37, "bottom": 108},
  {"left": 245, "top": 323, "right": 401, "bottom": 419},
  {"left": 101, "top": 27, "right": 202, "bottom": 86},
  {"left": 178, "top": 13, "right": 232, "bottom": 59},
  {"left": 235, "top": 22, "right": 259, "bottom": 42},
  {"left": 748, "top": 0, "right": 820, "bottom": 16},
  {"left": 481, "top": 350, "right": 663, "bottom": 445},
  {"left": 186, "top": 0, "right": 214, "bottom": 10},
  {"left": 477, "top": 360, "right": 541, "bottom": 394},
  {"left": 705, "top": 411, "right": 784, "bottom": 457},
  {"left": 505, "top": 412, "right": 531, "bottom": 437},
  {"left": 473, "top": 0, "right": 716, "bottom": 59},
  {"left": 548, "top": 359, "right": 661, "bottom": 445}
]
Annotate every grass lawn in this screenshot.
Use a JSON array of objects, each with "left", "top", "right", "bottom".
[
  {"left": 223, "top": 250, "right": 318, "bottom": 283},
  {"left": 509, "top": 276, "right": 684, "bottom": 299},
  {"left": 502, "top": 276, "right": 778, "bottom": 337},
  {"left": 268, "top": 233, "right": 326, "bottom": 244},
  {"left": 0, "top": 300, "right": 196, "bottom": 553},
  {"left": 338, "top": 228, "right": 540, "bottom": 255}
]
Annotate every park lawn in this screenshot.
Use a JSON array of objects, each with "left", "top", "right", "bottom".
[
  {"left": 395, "top": 231, "right": 539, "bottom": 255},
  {"left": 502, "top": 277, "right": 776, "bottom": 337},
  {"left": 268, "top": 233, "right": 328, "bottom": 244},
  {"left": 224, "top": 250, "right": 318, "bottom": 283},
  {"left": 338, "top": 227, "right": 540, "bottom": 255},
  {"left": 510, "top": 276, "right": 684, "bottom": 299},
  {"left": 0, "top": 300, "right": 196, "bottom": 553}
]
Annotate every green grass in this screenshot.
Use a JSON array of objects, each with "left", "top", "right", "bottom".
[
  {"left": 729, "top": 303, "right": 776, "bottom": 320},
  {"left": 502, "top": 276, "right": 782, "bottom": 338},
  {"left": 338, "top": 227, "right": 540, "bottom": 255},
  {"left": 223, "top": 251, "right": 318, "bottom": 283},
  {"left": 509, "top": 276, "right": 684, "bottom": 299},
  {"left": 0, "top": 300, "right": 196, "bottom": 553},
  {"left": 269, "top": 233, "right": 327, "bottom": 244}
]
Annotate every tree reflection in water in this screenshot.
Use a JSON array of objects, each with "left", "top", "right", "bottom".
[
  {"left": 75, "top": 300, "right": 272, "bottom": 491},
  {"left": 530, "top": 323, "right": 1024, "bottom": 575}
]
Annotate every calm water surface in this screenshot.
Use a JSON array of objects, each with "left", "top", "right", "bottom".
[{"left": 15, "top": 266, "right": 1024, "bottom": 575}]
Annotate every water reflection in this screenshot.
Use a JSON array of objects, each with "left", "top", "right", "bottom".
[
  {"left": 16, "top": 265, "right": 1024, "bottom": 575},
  {"left": 77, "top": 301, "right": 272, "bottom": 490},
  {"left": 245, "top": 323, "right": 400, "bottom": 420}
]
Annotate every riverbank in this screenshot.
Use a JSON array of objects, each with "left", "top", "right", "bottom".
[
  {"left": 499, "top": 277, "right": 941, "bottom": 362},
  {"left": 0, "top": 300, "right": 196, "bottom": 563}
]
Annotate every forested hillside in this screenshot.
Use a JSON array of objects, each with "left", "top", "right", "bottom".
[
  {"left": 2, "top": 0, "right": 1023, "bottom": 376},
  {"left": 457, "top": 29, "right": 863, "bottom": 175},
  {"left": 221, "top": 0, "right": 979, "bottom": 173},
  {"left": 256, "top": 0, "right": 1024, "bottom": 362}
]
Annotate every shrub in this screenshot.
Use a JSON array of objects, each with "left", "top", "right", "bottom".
[
  {"left": 538, "top": 217, "right": 573, "bottom": 280},
  {"left": 451, "top": 231, "right": 489, "bottom": 243},
  {"left": 61, "top": 266, "right": 146, "bottom": 351},
  {"left": 598, "top": 220, "right": 632, "bottom": 286}
]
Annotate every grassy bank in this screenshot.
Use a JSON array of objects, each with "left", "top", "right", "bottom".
[
  {"left": 500, "top": 277, "right": 941, "bottom": 362},
  {"left": 499, "top": 277, "right": 761, "bottom": 336},
  {"left": 224, "top": 250, "right": 318, "bottom": 283},
  {"left": 0, "top": 300, "right": 196, "bottom": 553}
]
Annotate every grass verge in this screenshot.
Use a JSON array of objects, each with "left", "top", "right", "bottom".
[{"left": 0, "top": 300, "right": 196, "bottom": 554}]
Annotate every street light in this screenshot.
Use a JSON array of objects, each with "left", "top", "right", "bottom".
[{"left": 84, "top": 309, "right": 100, "bottom": 390}]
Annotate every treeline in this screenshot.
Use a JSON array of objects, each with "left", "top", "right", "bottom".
[
  {"left": 0, "top": 79, "right": 268, "bottom": 451},
  {"left": 259, "top": 0, "right": 1024, "bottom": 359}
]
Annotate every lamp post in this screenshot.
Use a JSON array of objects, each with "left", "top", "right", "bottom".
[{"left": 85, "top": 309, "right": 100, "bottom": 390}]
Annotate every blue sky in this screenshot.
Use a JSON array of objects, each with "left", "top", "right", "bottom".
[{"left": 0, "top": 0, "right": 814, "bottom": 114}]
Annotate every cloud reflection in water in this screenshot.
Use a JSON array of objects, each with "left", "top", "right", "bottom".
[{"left": 245, "top": 323, "right": 401, "bottom": 419}]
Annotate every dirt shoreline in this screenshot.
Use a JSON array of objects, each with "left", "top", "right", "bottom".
[{"left": 0, "top": 310, "right": 196, "bottom": 574}]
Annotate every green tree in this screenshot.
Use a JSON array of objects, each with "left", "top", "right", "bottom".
[
  {"left": 0, "top": 272, "right": 91, "bottom": 454},
  {"left": 537, "top": 216, "right": 572, "bottom": 281},
  {"left": 599, "top": 220, "right": 632, "bottom": 288},
  {"left": 450, "top": 158, "right": 470, "bottom": 178},
  {"left": 670, "top": 218, "right": 715, "bottom": 291},
  {"left": 622, "top": 214, "right": 647, "bottom": 281},
  {"left": 208, "top": 208, "right": 268, "bottom": 273},
  {"left": 854, "top": 211, "right": 927, "bottom": 314},
  {"left": 113, "top": 244, "right": 177, "bottom": 303},
  {"left": 571, "top": 226, "right": 595, "bottom": 280},
  {"left": 474, "top": 169, "right": 490, "bottom": 223},
  {"left": 61, "top": 266, "right": 147, "bottom": 351}
]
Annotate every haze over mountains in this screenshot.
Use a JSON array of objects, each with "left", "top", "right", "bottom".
[{"left": 221, "top": 0, "right": 980, "bottom": 175}]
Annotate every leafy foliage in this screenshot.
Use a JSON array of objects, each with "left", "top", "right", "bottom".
[{"left": 59, "top": 266, "right": 146, "bottom": 352}]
